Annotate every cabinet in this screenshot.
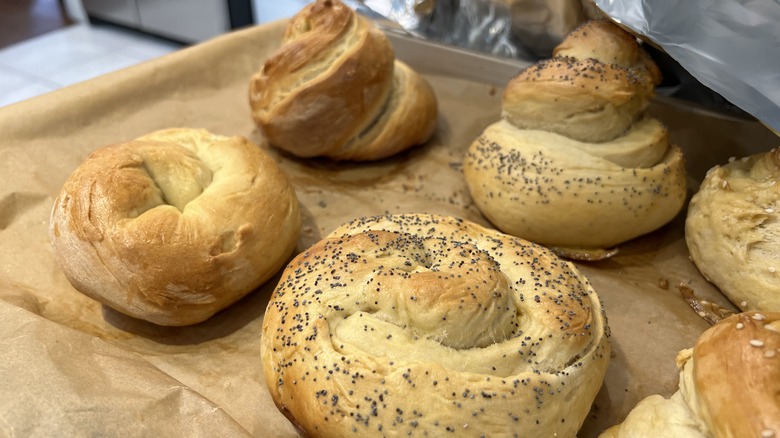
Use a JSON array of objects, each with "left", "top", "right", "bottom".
[{"left": 82, "top": 0, "right": 252, "bottom": 43}]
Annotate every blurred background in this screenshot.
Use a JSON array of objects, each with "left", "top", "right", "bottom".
[{"left": 0, "top": 0, "right": 310, "bottom": 107}]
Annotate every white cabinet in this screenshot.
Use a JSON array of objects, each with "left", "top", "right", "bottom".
[
  {"left": 136, "top": 0, "right": 230, "bottom": 42},
  {"left": 82, "top": 0, "right": 247, "bottom": 43},
  {"left": 82, "top": 0, "right": 141, "bottom": 27}
]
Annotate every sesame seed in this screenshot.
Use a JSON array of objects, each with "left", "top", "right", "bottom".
[
  {"left": 766, "top": 208, "right": 775, "bottom": 213},
  {"left": 740, "top": 301, "right": 748, "bottom": 308},
  {"left": 749, "top": 339, "right": 765, "bottom": 347},
  {"left": 753, "top": 313, "right": 766, "bottom": 321},
  {"left": 769, "top": 267, "right": 776, "bottom": 273},
  {"left": 764, "top": 350, "right": 776, "bottom": 358},
  {"left": 736, "top": 323, "right": 745, "bottom": 330},
  {"left": 761, "top": 430, "right": 775, "bottom": 438}
]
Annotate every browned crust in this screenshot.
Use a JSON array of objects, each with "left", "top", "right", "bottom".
[
  {"left": 694, "top": 311, "right": 780, "bottom": 437},
  {"left": 249, "top": 0, "right": 437, "bottom": 161},
  {"left": 49, "top": 129, "right": 301, "bottom": 326},
  {"left": 330, "top": 61, "right": 439, "bottom": 161}
]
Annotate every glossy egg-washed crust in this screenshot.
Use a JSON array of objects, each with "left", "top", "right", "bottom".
[
  {"left": 249, "top": 0, "right": 437, "bottom": 161},
  {"left": 464, "top": 20, "right": 686, "bottom": 252},
  {"left": 601, "top": 312, "right": 780, "bottom": 438},
  {"left": 49, "top": 128, "right": 301, "bottom": 326},
  {"left": 262, "top": 214, "right": 610, "bottom": 437},
  {"left": 686, "top": 149, "right": 780, "bottom": 312}
]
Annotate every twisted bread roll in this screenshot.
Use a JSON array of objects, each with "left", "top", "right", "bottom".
[
  {"left": 686, "top": 149, "right": 780, "bottom": 312},
  {"left": 464, "top": 20, "right": 686, "bottom": 254},
  {"left": 249, "top": 0, "right": 438, "bottom": 161},
  {"left": 49, "top": 128, "right": 300, "bottom": 326},
  {"left": 600, "top": 311, "right": 780, "bottom": 438},
  {"left": 262, "top": 214, "right": 610, "bottom": 437}
]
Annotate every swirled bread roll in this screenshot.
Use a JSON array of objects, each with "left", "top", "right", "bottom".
[
  {"left": 249, "top": 0, "right": 438, "bottom": 161},
  {"left": 600, "top": 311, "right": 780, "bottom": 438},
  {"left": 49, "top": 128, "right": 301, "bottom": 326},
  {"left": 464, "top": 20, "right": 686, "bottom": 254},
  {"left": 686, "top": 149, "right": 780, "bottom": 312},
  {"left": 262, "top": 214, "right": 610, "bottom": 437}
]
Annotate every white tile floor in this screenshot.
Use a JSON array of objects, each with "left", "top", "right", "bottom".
[
  {"left": 0, "top": 23, "right": 184, "bottom": 107},
  {"left": 0, "top": 0, "right": 313, "bottom": 108}
]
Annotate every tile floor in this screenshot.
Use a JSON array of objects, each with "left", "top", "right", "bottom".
[
  {"left": 0, "top": 0, "right": 312, "bottom": 108},
  {"left": 0, "top": 23, "right": 183, "bottom": 107}
]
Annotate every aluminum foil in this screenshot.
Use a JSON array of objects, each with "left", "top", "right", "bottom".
[
  {"left": 360, "top": 0, "right": 590, "bottom": 58},
  {"left": 354, "top": 0, "right": 777, "bottom": 125},
  {"left": 593, "top": 0, "right": 780, "bottom": 134}
]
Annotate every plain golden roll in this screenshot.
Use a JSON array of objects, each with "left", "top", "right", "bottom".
[
  {"left": 249, "top": 0, "right": 438, "bottom": 161},
  {"left": 49, "top": 128, "right": 301, "bottom": 326},
  {"left": 600, "top": 311, "right": 780, "bottom": 438},
  {"left": 464, "top": 20, "right": 686, "bottom": 256},
  {"left": 262, "top": 213, "right": 610, "bottom": 437},
  {"left": 686, "top": 149, "right": 780, "bottom": 312}
]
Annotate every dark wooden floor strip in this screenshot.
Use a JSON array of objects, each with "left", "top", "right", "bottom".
[{"left": 0, "top": 0, "right": 72, "bottom": 49}]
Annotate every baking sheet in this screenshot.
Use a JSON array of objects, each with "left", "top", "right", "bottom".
[{"left": 0, "top": 19, "right": 777, "bottom": 437}]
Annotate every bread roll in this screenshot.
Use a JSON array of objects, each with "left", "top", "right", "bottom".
[
  {"left": 49, "top": 128, "right": 301, "bottom": 326},
  {"left": 686, "top": 149, "right": 780, "bottom": 312},
  {"left": 463, "top": 20, "right": 686, "bottom": 254},
  {"left": 249, "top": 0, "right": 438, "bottom": 161},
  {"left": 600, "top": 311, "right": 780, "bottom": 437},
  {"left": 262, "top": 213, "right": 610, "bottom": 437}
]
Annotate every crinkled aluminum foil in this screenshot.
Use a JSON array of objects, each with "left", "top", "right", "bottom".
[{"left": 359, "top": 0, "right": 591, "bottom": 58}]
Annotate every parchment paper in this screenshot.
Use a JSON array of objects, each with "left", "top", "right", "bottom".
[{"left": 0, "top": 20, "right": 777, "bottom": 437}]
